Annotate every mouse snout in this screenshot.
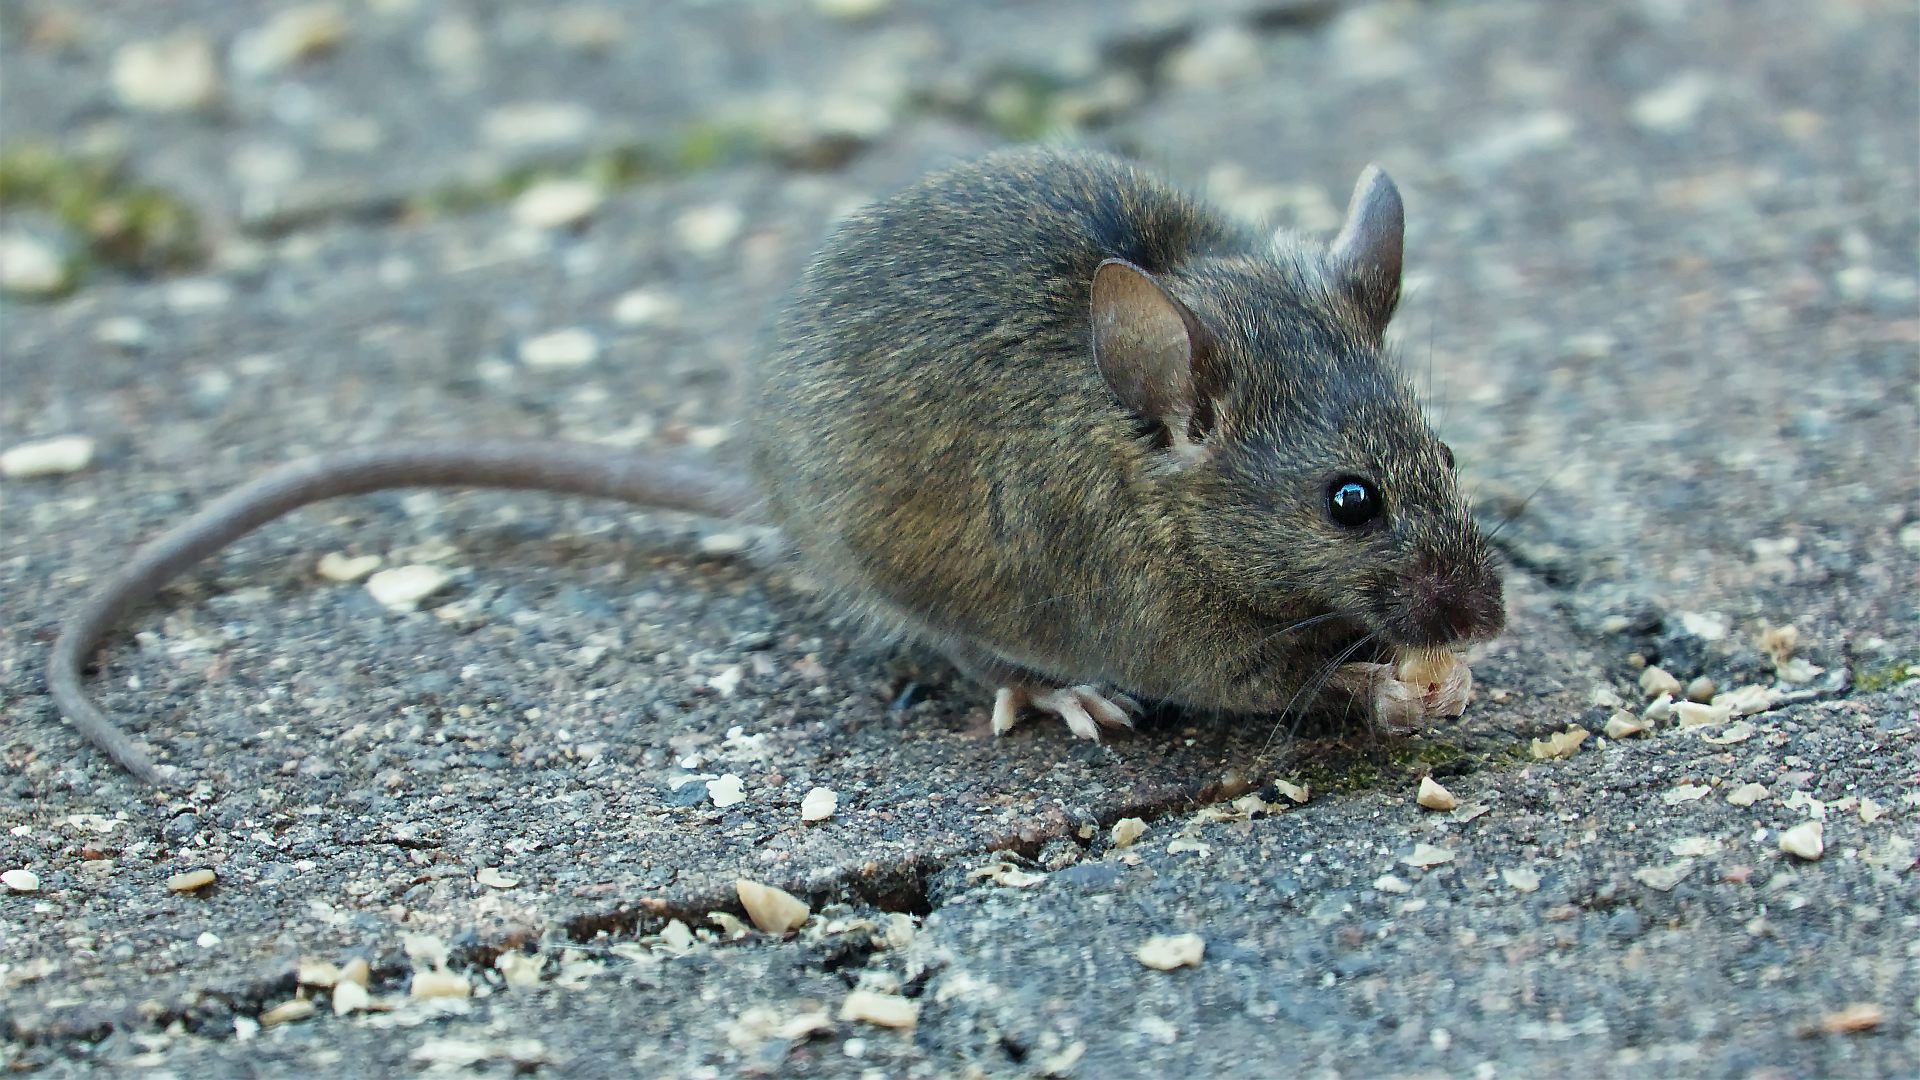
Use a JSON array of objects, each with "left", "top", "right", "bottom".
[{"left": 1385, "top": 557, "right": 1505, "bottom": 648}]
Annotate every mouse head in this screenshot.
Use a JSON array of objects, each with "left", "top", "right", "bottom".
[{"left": 1091, "top": 166, "right": 1504, "bottom": 655}]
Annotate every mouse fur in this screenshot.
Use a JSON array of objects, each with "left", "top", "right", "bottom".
[{"left": 46, "top": 146, "right": 1503, "bottom": 784}]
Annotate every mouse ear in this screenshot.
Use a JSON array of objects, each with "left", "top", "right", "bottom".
[
  {"left": 1325, "top": 165, "right": 1404, "bottom": 338},
  {"left": 1091, "top": 259, "right": 1216, "bottom": 448}
]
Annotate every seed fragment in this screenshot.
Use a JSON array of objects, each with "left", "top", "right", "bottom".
[
  {"left": 1638, "top": 665, "right": 1683, "bottom": 700},
  {"left": 1134, "top": 933, "right": 1206, "bottom": 970},
  {"left": 736, "top": 879, "right": 810, "bottom": 934},
  {"left": 1416, "top": 776, "right": 1458, "bottom": 811},
  {"left": 259, "top": 998, "right": 316, "bottom": 1026},
  {"left": 167, "top": 868, "right": 216, "bottom": 893},
  {"left": 1779, "top": 821, "right": 1824, "bottom": 860},
  {"left": 800, "top": 786, "right": 838, "bottom": 822},
  {"left": 840, "top": 989, "right": 918, "bottom": 1028}
]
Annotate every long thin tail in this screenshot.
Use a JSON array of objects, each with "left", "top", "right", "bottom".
[{"left": 47, "top": 441, "right": 758, "bottom": 785}]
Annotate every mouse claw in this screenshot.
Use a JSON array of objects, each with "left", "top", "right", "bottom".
[{"left": 993, "top": 684, "right": 1137, "bottom": 740}]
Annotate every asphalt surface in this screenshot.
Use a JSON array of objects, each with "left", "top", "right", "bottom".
[{"left": 1, "top": 1, "right": 1915, "bottom": 1076}]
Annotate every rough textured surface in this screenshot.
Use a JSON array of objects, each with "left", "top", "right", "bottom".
[{"left": 2, "top": 0, "right": 1914, "bottom": 1075}]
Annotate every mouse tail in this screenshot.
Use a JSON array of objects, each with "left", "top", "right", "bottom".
[{"left": 47, "top": 440, "right": 758, "bottom": 786}]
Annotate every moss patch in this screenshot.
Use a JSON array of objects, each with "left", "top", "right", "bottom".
[
  {"left": 0, "top": 144, "right": 204, "bottom": 280},
  {"left": 1851, "top": 660, "right": 1912, "bottom": 694}
]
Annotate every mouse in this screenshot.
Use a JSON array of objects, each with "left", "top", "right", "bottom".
[{"left": 44, "top": 147, "right": 1505, "bottom": 787}]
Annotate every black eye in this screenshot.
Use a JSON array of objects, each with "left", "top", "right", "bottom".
[
  {"left": 1328, "top": 478, "right": 1382, "bottom": 528},
  {"left": 1439, "top": 443, "right": 1455, "bottom": 469}
]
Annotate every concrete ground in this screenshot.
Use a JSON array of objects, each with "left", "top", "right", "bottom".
[{"left": 1, "top": 0, "right": 1914, "bottom": 1076}]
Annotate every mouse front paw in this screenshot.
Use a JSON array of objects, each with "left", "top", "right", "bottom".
[
  {"left": 992, "top": 684, "right": 1142, "bottom": 741},
  {"left": 1339, "top": 652, "right": 1474, "bottom": 725}
]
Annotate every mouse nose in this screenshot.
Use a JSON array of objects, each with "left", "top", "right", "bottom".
[{"left": 1398, "top": 559, "right": 1505, "bottom": 647}]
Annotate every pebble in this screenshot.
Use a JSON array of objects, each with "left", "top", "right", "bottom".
[
  {"left": 1, "top": 435, "right": 95, "bottom": 478},
  {"left": 707, "top": 773, "right": 746, "bottom": 808},
  {"left": 167, "top": 868, "right": 217, "bottom": 893},
  {"left": 511, "top": 179, "right": 604, "bottom": 230},
  {"left": 1638, "top": 665, "right": 1683, "bottom": 700},
  {"left": 1416, "top": 776, "right": 1458, "bottom": 811},
  {"left": 697, "top": 532, "right": 751, "bottom": 556},
  {"left": 475, "top": 867, "right": 519, "bottom": 889},
  {"left": 1501, "top": 867, "right": 1541, "bottom": 893},
  {"left": 1685, "top": 676, "right": 1717, "bottom": 703},
  {"left": 800, "top": 786, "right": 837, "bottom": 822},
  {"left": 166, "top": 278, "right": 233, "bottom": 313},
  {"left": 3, "top": 869, "right": 39, "bottom": 893},
  {"left": 520, "top": 327, "right": 600, "bottom": 369},
  {"left": 814, "top": 0, "right": 893, "bottom": 19},
  {"left": 1779, "top": 821, "right": 1824, "bottom": 860},
  {"left": 1632, "top": 859, "right": 1696, "bottom": 892},
  {"left": 1162, "top": 24, "right": 1263, "bottom": 89},
  {"left": 736, "top": 878, "right": 810, "bottom": 933},
  {"left": 1134, "top": 933, "right": 1206, "bottom": 970},
  {"left": 112, "top": 33, "right": 222, "bottom": 112},
  {"left": 1631, "top": 72, "right": 1714, "bottom": 132},
  {"left": 482, "top": 102, "right": 594, "bottom": 148},
  {"left": 1725, "top": 783, "right": 1768, "bottom": 807},
  {"left": 96, "top": 316, "right": 150, "bottom": 350},
  {"left": 316, "top": 551, "right": 382, "bottom": 582},
  {"left": 365, "top": 564, "right": 453, "bottom": 611},
  {"left": 1111, "top": 817, "right": 1147, "bottom": 847},
  {"left": 231, "top": 4, "right": 348, "bottom": 77},
  {"left": 839, "top": 989, "right": 918, "bottom": 1028},
  {"left": 0, "top": 232, "right": 71, "bottom": 296},
  {"left": 1400, "top": 843, "right": 1455, "bottom": 868},
  {"left": 611, "top": 289, "right": 679, "bottom": 327},
  {"left": 675, "top": 204, "right": 744, "bottom": 256}
]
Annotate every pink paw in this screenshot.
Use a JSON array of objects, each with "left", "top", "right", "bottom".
[{"left": 991, "top": 684, "right": 1142, "bottom": 741}]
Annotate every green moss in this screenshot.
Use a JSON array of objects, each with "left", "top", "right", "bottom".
[
  {"left": 405, "top": 122, "right": 771, "bottom": 221},
  {"left": 0, "top": 143, "right": 204, "bottom": 277},
  {"left": 1851, "top": 660, "right": 1912, "bottom": 693}
]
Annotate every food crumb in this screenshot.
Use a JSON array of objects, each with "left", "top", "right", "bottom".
[
  {"left": 1134, "top": 933, "right": 1206, "bottom": 970},
  {"left": 1110, "top": 817, "right": 1147, "bottom": 847},
  {"left": 736, "top": 879, "right": 810, "bottom": 933},
  {"left": 167, "top": 868, "right": 216, "bottom": 893},
  {"left": 1416, "top": 776, "right": 1458, "bottom": 811},
  {"left": 839, "top": 989, "right": 918, "bottom": 1028},
  {"left": 1779, "top": 821, "right": 1824, "bottom": 861},
  {"left": 800, "top": 786, "right": 838, "bottom": 822}
]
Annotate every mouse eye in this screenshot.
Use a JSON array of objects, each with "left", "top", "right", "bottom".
[
  {"left": 1328, "top": 478, "right": 1383, "bottom": 528},
  {"left": 1439, "top": 443, "right": 1455, "bottom": 469}
]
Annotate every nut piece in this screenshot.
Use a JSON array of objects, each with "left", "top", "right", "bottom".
[
  {"left": 1, "top": 436, "right": 95, "bottom": 478},
  {"left": 1134, "top": 933, "right": 1206, "bottom": 970},
  {"left": 1779, "top": 821, "right": 1824, "bottom": 861},
  {"left": 409, "top": 971, "right": 472, "bottom": 999},
  {"left": 1638, "top": 665, "right": 1683, "bottom": 700},
  {"left": 258, "top": 998, "right": 316, "bottom": 1026},
  {"left": 840, "top": 989, "right": 918, "bottom": 1028},
  {"left": 800, "top": 786, "right": 838, "bottom": 823},
  {"left": 1110, "top": 817, "right": 1147, "bottom": 848},
  {"left": 1416, "top": 776, "right": 1458, "bottom": 811},
  {"left": 167, "top": 868, "right": 217, "bottom": 893},
  {"left": 735, "top": 879, "right": 810, "bottom": 934}
]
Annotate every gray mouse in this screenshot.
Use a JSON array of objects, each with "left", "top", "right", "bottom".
[{"left": 46, "top": 147, "right": 1505, "bottom": 787}]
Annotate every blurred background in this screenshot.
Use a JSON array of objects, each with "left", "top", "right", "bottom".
[{"left": 4, "top": 0, "right": 1914, "bottom": 645}]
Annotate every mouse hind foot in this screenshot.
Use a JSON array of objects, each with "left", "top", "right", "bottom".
[
  {"left": 938, "top": 638, "right": 1140, "bottom": 741},
  {"left": 992, "top": 683, "right": 1141, "bottom": 740}
]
